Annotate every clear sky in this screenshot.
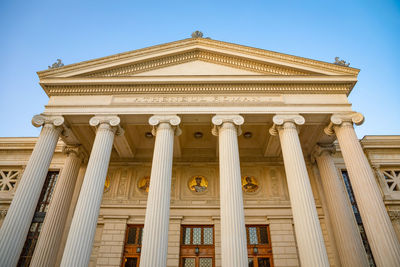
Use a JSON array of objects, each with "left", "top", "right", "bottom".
[{"left": 0, "top": 0, "right": 399, "bottom": 138}]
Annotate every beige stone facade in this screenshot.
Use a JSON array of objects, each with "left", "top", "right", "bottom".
[{"left": 0, "top": 36, "right": 399, "bottom": 267}]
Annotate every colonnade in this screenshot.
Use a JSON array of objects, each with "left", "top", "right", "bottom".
[{"left": 0, "top": 112, "right": 399, "bottom": 267}]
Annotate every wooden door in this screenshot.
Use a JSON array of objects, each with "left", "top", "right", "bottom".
[
  {"left": 122, "top": 225, "right": 143, "bottom": 267},
  {"left": 180, "top": 225, "right": 215, "bottom": 267}
]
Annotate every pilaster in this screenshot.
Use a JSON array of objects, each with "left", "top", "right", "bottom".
[
  {"left": 167, "top": 216, "right": 183, "bottom": 267},
  {"left": 96, "top": 216, "right": 129, "bottom": 267}
]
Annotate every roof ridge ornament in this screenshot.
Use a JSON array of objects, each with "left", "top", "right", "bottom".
[
  {"left": 191, "top": 31, "right": 211, "bottom": 39},
  {"left": 333, "top": 57, "right": 350, "bottom": 67},
  {"left": 48, "top": 59, "right": 64, "bottom": 69}
]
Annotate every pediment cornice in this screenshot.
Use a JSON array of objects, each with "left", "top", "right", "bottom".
[{"left": 37, "top": 38, "right": 360, "bottom": 79}]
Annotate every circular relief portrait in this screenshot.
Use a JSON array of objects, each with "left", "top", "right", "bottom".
[
  {"left": 138, "top": 176, "right": 150, "bottom": 193},
  {"left": 103, "top": 176, "right": 111, "bottom": 193},
  {"left": 188, "top": 175, "right": 208, "bottom": 193},
  {"left": 242, "top": 176, "right": 259, "bottom": 193}
]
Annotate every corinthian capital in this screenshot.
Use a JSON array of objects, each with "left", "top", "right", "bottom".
[
  {"left": 148, "top": 115, "right": 181, "bottom": 136},
  {"left": 269, "top": 114, "right": 305, "bottom": 136},
  {"left": 89, "top": 115, "right": 124, "bottom": 136},
  {"left": 324, "top": 112, "right": 364, "bottom": 136},
  {"left": 211, "top": 114, "right": 244, "bottom": 136},
  {"left": 32, "top": 114, "right": 65, "bottom": 128}
]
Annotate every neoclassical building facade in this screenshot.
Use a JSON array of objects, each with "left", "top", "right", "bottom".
[{"left": 0, "top": 35, "right": 400, "bottom": 267}]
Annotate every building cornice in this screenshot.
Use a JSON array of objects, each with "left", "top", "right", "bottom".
[
  {"left": 361, "top": 135, "right": 400, "bottom": 149},
  {"left": 41, "top": 82, "right": 354, "bottom": 96},
  {"left": 0, "top": 138, "right": 65, "bottom": 151}
]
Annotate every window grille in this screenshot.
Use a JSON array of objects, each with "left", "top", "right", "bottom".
[{"left": 18, "top": 171, "right": 59, "bottom": 267}]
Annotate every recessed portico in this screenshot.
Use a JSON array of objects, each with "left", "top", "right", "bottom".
[{"left": 1, "top": 37, "right": 398, "bottom": 267}]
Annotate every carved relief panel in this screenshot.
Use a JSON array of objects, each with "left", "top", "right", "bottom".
[
  {"left": 178, "top": 165, "right": 218, "bottom": 201},
  {"left": 101, "top": 163, "right": 293, "bottom": 205},
  {"left": 265, "top": 167, "right": 288, "bottom": 200}
]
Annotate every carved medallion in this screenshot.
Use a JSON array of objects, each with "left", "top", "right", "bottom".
[
  {"left": 188, "top": 175, "right": 208, "bottom": 193},
  {"left": 138, "top": 176, "right": 150, "bottom": 193},
  {"left": 242, "top": 176, "right": 259, "bottom": 193}
]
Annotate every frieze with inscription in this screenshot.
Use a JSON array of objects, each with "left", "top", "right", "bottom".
[{"left": 112, "top": 95, "right": 283, "bottom": 106}]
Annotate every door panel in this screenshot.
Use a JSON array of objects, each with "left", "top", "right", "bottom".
[{"left": 124, "top": 257, "right": 138, "bottom": 267}]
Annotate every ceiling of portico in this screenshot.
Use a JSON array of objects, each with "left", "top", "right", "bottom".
[{"left": 64, "top": 113, "right": 335, "bottom": 163}]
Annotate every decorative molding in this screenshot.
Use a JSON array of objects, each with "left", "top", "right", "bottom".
[
  {"left": 82, "top": 50, "right": 311, "bottom": 78},
  {"left": 48, "top": 59, "right": 64, "bottom": 69},
  {"left": 0, "top": 209, "right": 7, "bottom": 219},
  {"left": 148, "top": 115, "right": 181, "bottom": 136},
  {"left": 0, "top": 170, "right": 20, "bottom": 192},
  {"left": 211, "top": 114, "right": 244, "bottom": 136},
  {"left": 269, "top": 114, "right": 305, "bottom": 136},
  {"left": 311, "top": 143, "right": 336, "bottom": 163},
  {"left": 388, "top": 210, "right": 400, "bottom": 221},
  {"left": 32, "top": 114, "right": 64, "bottom": 128},
  {"left": 324, "top": 112, "right": 364, "bottom": 136},
  {"left": 89, "top": 115, "right": 124, "bottom": 136},
  {"left": 63, "top": 145, "right": 86, "bottom": 162},
  {"left": 333, "top": 57, "right": 350, "bottom": 67},
  {"left": 44, "top": 83, "right": 353, "bottom": 96}
]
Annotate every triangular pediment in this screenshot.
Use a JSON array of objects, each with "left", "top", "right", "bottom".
[{"left": 38, "top": 38, "right": 359, "bottom": 79}]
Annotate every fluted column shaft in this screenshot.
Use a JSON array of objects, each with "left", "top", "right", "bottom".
[
  {"left": 271, "top": 114, "right": 329, "bottom": 267},
  {"left": 314, "top": 145, "right": 369, "bottom": 267},
  {"left": 334, "top": 121, "right": 400, "bottom": 266},
  {"left": 212, "top": 115, "right": 248, "bottom": 267},
  {"left": 139, "top": 115, "right": 180, "bottom": 267},
  {"left": 60, "top": 116, "right": 122, "bottom": 267},
  {"left": 30, "top": 146, "right": 84, "bottom": 267},
  {"left": 0, "top": 115, "right": 64, "bottom": 267}
]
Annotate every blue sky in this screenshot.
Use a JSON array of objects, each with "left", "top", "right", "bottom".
[{"left": 0, "top": 0, "right": 399, "bottom": 138}]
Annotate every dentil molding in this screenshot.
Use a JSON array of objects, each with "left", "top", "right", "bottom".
[{"left": 43, "top": 83, "right": 353, "bottom": 96}]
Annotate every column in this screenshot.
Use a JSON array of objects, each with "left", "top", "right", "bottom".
[
  {"left": 212, "top": 114, "right": 248, "bottom": 267},
  {"left": 269, "top": 114, "right": 329, "bottom": 267},
  {"left": 325, "top": 112, "right": 400, "bottom": 266},
  {"left": 139, "top": 115, "right": 180, "bottom": 267},
  {"left": 312, "top": 144, "right": 369, "bottom": 267},
  {"left": 30, "top": 145, "right": 85, "bottom": 267},
  {"left": 60, "top": 115, "right": 123, "bottom": 267},
  {"left": 0, "top": 114, "right": 64, "bottom": 267}
]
